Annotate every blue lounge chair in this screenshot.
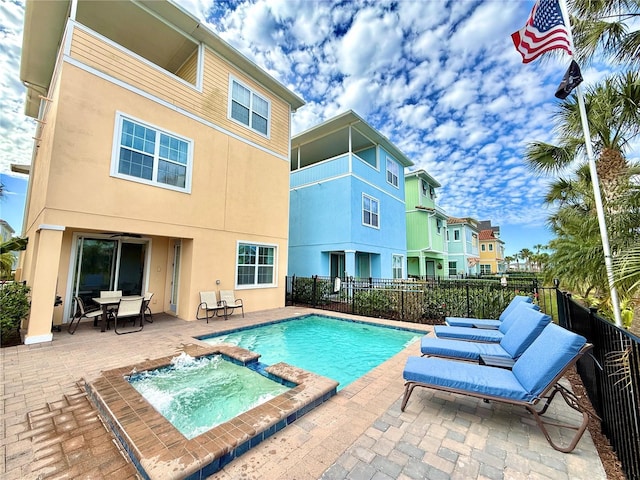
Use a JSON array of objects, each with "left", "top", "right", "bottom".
[
  {"left": 402, "top": 323, "right": 595, "bottom": 453},
  {"left": 445, "top": 295, "right": 535, "bottom": 328},
  {"left": 433, "top": 302, "right": 548, "bottom": 342},
  {"left": 421, "top": 308, "right": 551, "bottom": 361}
]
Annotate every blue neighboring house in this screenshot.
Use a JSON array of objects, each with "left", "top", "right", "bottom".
[
  {"left": 289, "top": 110, "right": 413, "bottom": 279},
  {"left": 446, "top": 217, "right": 480, "bottom": 277}
]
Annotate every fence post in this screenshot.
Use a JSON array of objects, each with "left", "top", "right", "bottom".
[
  {"left": 312, "top": 275, "right": 317, "bottom": 307},
  {"left": 291, "top": 275, "right": 296, "bottom": 305},
  {"left": 350, "top": 276, "right": 355, "bottom": 315},
  {"left": 465, "top": 284, "right": 470, "bottom": 317}
]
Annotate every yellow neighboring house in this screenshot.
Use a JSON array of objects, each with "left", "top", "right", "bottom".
[
  {"left": 479, "top": 229, "right": 505, "bottom": 275},
  {"left": 18, "top": 0, "right": 304, "bottom": 344}
]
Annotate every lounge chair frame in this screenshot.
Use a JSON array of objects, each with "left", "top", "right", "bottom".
[{"left": 401, "top": 344, "right": 597, "bottom": 453}]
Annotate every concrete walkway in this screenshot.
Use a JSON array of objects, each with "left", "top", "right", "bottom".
[{"left": 1, "top": 307, "right": 606, "bottom": 479}]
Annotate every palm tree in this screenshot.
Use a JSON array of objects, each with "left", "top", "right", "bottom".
[
  {"left": 504, "top": 255, "right": 515, "bottom": 271},
  {"left": 569, "top": 0, "right": 640, "bottom": 67},
  {"left": 519, "top": 248, "right": 533, "bottom": 271},
  {"left": 526, "top": 72, "right": 640, "bottom": 316}
]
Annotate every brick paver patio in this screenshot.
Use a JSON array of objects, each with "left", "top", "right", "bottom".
[{"left": 1, "top": 307, "right": 606, "bottom": 479}]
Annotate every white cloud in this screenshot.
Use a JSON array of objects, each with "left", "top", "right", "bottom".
[{"left": 3, "top": 0, "right": 632, "bottom": 255}]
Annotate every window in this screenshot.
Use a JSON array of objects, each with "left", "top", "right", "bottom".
[
  {"left": 453, "top": 229, "right": 460, "bottom": 241},
  {"left": 481, "top": 244, "right": 486, "bottom": 252},
  {"left": 480, "top": 264, "right": 492, "bottom": 274},
  {"left": 236, "top": 243, "right": 276, "bottom": 287},
  {"left": 472, "top": 233, "right": 478, "bottom": 248},
  {"left": 429, "top": 186, "right": 436, "bottom": 199},
  {"left": 386, "top": 159, "right": 399, "bottom": 187},
  {"left": 229, "top": 77, "right": 270, "bottom": 136},
  {"left": 448, "top": 261, "right": 457, "bottom": 277},
  {"left": 489, "top": 244, "right": 494, "bottom": 251},
  {"left": 114, "top": 114, "right": 192, "bottom": 191},
  {"left": 392, "top": 254, "right": 404, "bottom": 279},
  {"left": 436, "top": 218, "right": 442, "bottom": 234},
  {"left": 421, "top": 179, "right": 428, "bottom": 196},
  {"left": 362, "top": 194, "right": 379, "bottom": 228}
]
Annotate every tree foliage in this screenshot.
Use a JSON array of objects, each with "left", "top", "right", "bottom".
[{"left": 526, "top": 69, "right": 640, "bottom": 322}]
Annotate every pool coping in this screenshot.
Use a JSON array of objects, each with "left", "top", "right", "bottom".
[{"left": 85, "top": 342, "right": 339, "bottom": 480}]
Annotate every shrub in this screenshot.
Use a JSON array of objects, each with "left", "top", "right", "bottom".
[
  {"left": 292, "top": 277, "right": 332, "bottom": 305},
  {"left": 0, "top": 282, "right": 30, "bottom": 336},
  {"left": 353, "top": 289, "right": 393, "bottom": 317}
]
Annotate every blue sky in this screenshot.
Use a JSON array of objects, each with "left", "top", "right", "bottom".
[{"left": 0, "top": 0, "right": 633, "bottom": 256}]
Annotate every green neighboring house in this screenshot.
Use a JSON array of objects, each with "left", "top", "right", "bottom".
[{"left": 405, "top": 170, "right": 448, "bottom": 279}]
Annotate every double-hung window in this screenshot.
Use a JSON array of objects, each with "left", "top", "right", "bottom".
[
  {"left": 236, "top": 242, "right": 276, "bottom": 287},
  {"left": 113, "top": 114, "right": 192, "bottom": 192},
  {"left": 392, "top": 254, "right": 404, "bottom": 279},
  {"left": 229, "top": 77, "right": 270, "bottom": 136},
  {"left": 386, "top": 159, "right": 399, "bottom": 187},
  {"left": 362, "top": 194, "right": 379, "bottom": 228}
]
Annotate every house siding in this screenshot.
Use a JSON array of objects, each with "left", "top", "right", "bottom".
[
  {"left": 69, "top": 24, "right": 290, "bottom": 158},
  {"left": 18, "top": 3, "right": 300, "bottom": 343},
  {"left": 289, "top": 148, "right": 407, "bottom": 279}
]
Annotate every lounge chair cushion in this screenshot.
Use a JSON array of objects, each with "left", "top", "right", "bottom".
[
  {"left": 512, "top": 324, "right": 586, "bottom": 396},
  {"left": 403, "top": 356, "right": 531, "bottom": 400},
  {"left": 499, "top": 310, "right": 551, "bottom": 357},
  {"left": 420, "top": 337, "right": 513, "bottom": 360},
  {"left": 405, "top": 323, "right": 587, "bottom": 403},
  {"left": 434, "top": 303, "right": 545, "bottom": 342},
  {"left": 446, "top": 304, "right": 539, "bottom": 328},
  {"left": 422, "top": 308, "right": 550, "bottom": 360},
  {"left": 445, "top": 295, "right": 533, "bottom": 327}
]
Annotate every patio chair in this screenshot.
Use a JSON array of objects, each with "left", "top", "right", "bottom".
[
  {"left": 110, "top": 297, "right": 144, "bottom": 334},
  {"left": 196, "top": 291, "right": 227, "bottom": 322},
  {"left": 67, "top": 296, "right": 103, "bottom": 334},
  {"left": 219, "top": 290, "right": 244, "bottom": 318},
  {"left": 421, "top": 307, "right": 551, "bottom": 362},
  {"left": 445, "top": 295, "right": 535, "bottom": 328},
  {"left": 143, "top": 292, "right": 154, "bottom": 323},
  {"left": 100, "top": 290, "right": 123, "bottom": 313},
  {"left": 401, "top": 323, "right": 596, "bottom": 453},
  {"left": 433, "top": 302, "right": 545, "bottom": 342}
]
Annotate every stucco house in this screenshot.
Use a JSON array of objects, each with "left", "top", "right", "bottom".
[
  {"left": 479, "top": 228, "right": 506, "bottom": 274},
  {"left": 446, "top": 217, "right": 480, "bottom": 277},
  {"left": 18, "top": 0, "right": 304, "bottom": 344},
  {"left": 288, "top": 111, "right": 413, "bottom": 280},
  {"left": 404, "top": 170, "right": 448, "bottom": 279}
]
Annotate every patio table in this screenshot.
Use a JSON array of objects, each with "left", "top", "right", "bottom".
[{"left": 92, "top": 295, "right": 143, "bottom": 332}]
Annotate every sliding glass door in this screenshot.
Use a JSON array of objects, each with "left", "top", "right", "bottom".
[{"left": 72, "top": 236, "right": 147, "bottom": 307}]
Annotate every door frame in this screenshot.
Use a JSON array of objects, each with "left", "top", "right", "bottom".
[{"left": 64, "top": 232, "right": 152, "bottom": 322}]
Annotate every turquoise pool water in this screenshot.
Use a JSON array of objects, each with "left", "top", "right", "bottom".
[
  {"left": 199, "top": 314, "right": 422, "bottom": 390},
  {"left": 128, "top": 353, "right": 290, "bottom": 439}
]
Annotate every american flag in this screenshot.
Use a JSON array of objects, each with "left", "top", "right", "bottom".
[{"left": 511, "top": 0, "right": 572, "bottom": 64}]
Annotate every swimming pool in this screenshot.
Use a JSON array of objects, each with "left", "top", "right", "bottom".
[{"left": 198, "top": 314, "right": 422, "bottom": 390}]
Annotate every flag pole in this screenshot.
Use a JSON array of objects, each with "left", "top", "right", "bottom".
[{"left": 558, "top": 0, "right": 623, "bottom": 327}]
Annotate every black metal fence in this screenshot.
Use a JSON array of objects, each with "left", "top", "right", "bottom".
[
  {"left": 285, "top": 275, "right": 640, "bottom": 478},
  {"left": 557, "top": 290, "right": 640, "bottom": 480},
  {"left": 285, "top": 275, "right": 540, "bottom": 323}
]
